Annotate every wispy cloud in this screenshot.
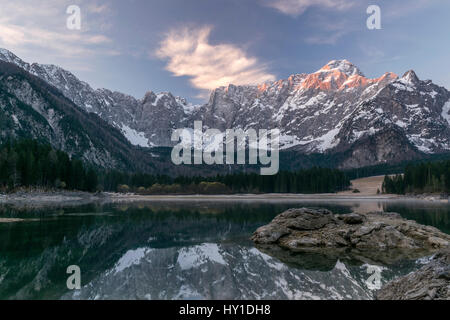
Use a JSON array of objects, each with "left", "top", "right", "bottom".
[
  {"left": 156, "top": 26, "right": 275, "bottom": 94},
  {"left": 262, "top": 0, "right": 355, "bottom": 17},
  {"left": 303, "top": 15, "right": 355, "bottom": 45},
  {"left": 0, "top": 0, "right": 118, "bottom": 69},
  {"left": 384, "top": 0, "right": 432, "bottom": 18},
  {"left": 305, "top": 31, "right": 347, "bottom": 45}
]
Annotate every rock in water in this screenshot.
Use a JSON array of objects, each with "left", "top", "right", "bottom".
[
  {"left": 377, "top": 249, "right": 450, "bottom": 300},
  {"left": 251, "top": 208, "right": 450, "bottom": 265}
]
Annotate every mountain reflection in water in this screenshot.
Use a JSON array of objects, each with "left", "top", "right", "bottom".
[{"left": 0, "top": 200, "right": 448, "bottom": 300}]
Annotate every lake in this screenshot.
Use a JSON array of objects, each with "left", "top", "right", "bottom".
[{"left": 0, "top": 199, "right": 449, "bottom": 300}]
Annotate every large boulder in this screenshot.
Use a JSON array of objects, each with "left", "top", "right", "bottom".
[
  {"left": 251, "top": 208, "right": 450, "bottom": 265},
  {"left": 377, "top": 249, "right": 450, "bottom": 300},
  {"left": 252, "top": 208, "right": 335, "bottom": 245}
]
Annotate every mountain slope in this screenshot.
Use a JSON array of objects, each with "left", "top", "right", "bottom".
[
  {"left": 0, "top": 49, "right": 198, "bottom": 148},
  {"left": 0, "top": 60, "right": 153, "bottom": 171},
  {"left": 202, "top": 61, "right": 450, "bottom": 151},
  {"left": 2, "top": 49, "right": 450, "bottom": 169},
  {"left": 0, "top": 59, "right": 246, "bottom": 176},
  {"left": 199, "top": 61, "right": 450, "bottom": 168}
]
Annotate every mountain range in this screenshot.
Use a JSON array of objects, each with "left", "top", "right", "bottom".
[{"left": 1, "top": 48, "right": 449, "bottom": 170}]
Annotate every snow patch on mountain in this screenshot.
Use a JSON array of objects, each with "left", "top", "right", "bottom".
[
  {"left": 2, "top": 48, "right": 450, "bottom": 167},
  {"left": 392, "top": 82, "right": 414, "bottom": 92},
  {"left": 11, "top": 114, "right": 19, "bottom": 125},
  {"left": 248, "top": 248, "right": 286, "bottom": 271},
  {"left": 121, "top": 124, "right": 150, "bottom": 147},
  {"left": 177, "top": 243, "right": 227, "bottom": 270},
  {"left": 395, "top": 120, "right": 408, "bottom": 129},
  {"left": 316, "top": 128, "right": 341, "bottom": 152},
  {"left": 318, "top": 60, "right": 364, "bottom": 77},
  {"left": 442, "top": 100, "right": 450, "bottom": 125},
  {"left": 113, "top": 248, "right": 151, "bottom": 274},
  {"left": 407, "top": 135, "right": 435, "bottom": 153}
]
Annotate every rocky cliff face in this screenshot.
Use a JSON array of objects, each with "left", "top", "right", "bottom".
[
  {"left": 1, "top": 49, "right": 450, "bottom": 169},
  {"left": 0, "top": 49, "right": 198, "bottom": 148},
  {"left": 0, "top": 60, "right": 154, "bottom": 171},
  {"left": 200, "top": 62, "right": 450, "bottom": 168}
]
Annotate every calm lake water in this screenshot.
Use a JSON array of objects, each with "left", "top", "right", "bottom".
[{"left": 0, "top": 199, "right": 449, "bottom": 300}]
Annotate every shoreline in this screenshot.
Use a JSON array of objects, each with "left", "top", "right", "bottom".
[
  {"left": 1, "top": 176, "right": 447, "bottom": 207},
  {"left": 0, "top": 190, "right": 448, "bottom": 208}
]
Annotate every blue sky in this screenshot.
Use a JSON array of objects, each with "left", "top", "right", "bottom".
[{"left": 0, "top": 0, "right": 449, "bottom": 103}]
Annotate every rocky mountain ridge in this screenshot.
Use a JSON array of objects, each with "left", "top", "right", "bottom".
[
  {"left": 0, "top": 59, "right": 174, "bottom": 172},
  {"left": 1, "top": 49, "right": 450, "bottom": 168}
]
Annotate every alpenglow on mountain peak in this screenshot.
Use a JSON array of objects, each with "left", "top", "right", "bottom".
[
  {"left": 1, "top": 48, "right": 450, "bottom": 169},
  {"left": 317, "top": 59, "right": 365, "bottom": 77}
]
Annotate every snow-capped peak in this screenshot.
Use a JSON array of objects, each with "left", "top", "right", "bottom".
[
  {"left": 401, "top": 70, "right": 420, "bottom": 85},
  {"left": 0, "top": 48, "right": 18, "bottom": 60},
  {"left": 2, "top": 47, "right": 450, "bottom": 166},
  {"left": 317, "top": 60, "right": 364, "bottom": 77},
  {"left": 0, "top": 48, "right": 29, "bottom": 69}
]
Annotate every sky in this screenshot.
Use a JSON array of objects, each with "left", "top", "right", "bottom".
[{"left": 0, "top": 0, "right": 449, "bottom": 103}]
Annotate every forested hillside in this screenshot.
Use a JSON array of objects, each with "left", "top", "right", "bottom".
[
  {"left": 0, "top": 140, "right": 97, "bottom": 192},
  {"left": 0, "top": 140, "right": 350, "bottom": 194},
  {"left": 382, "top": 161, "right": 450, "bottom": 194},
  {"left": 7, "top": 139, "right": 450, "bottom": 196}
]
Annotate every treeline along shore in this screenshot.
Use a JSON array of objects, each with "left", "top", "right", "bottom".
[
  {"left": 383, "top": 161, "right": 450, "bottom": 194},
  {"left": 2, "top": 139, "right": 449, "bottom": 196},
  {"left": 0, "top": 139, "right": 350, "bottom": 194}
]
